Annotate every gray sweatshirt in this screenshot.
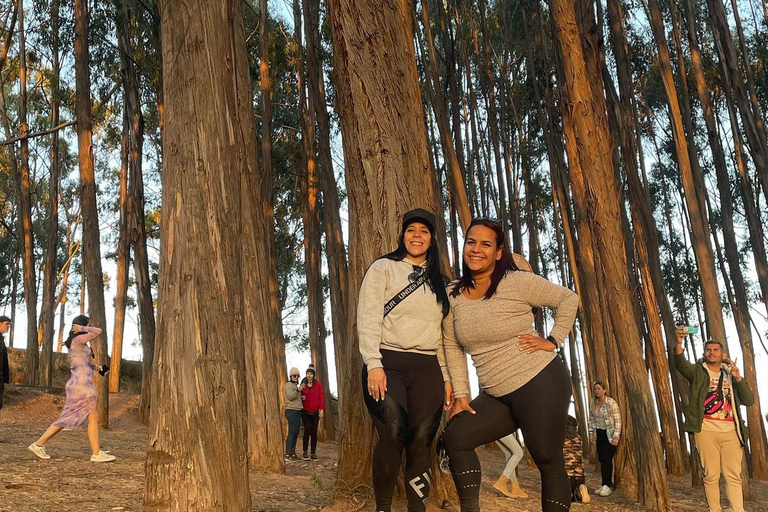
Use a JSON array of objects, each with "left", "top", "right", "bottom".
[
  {"left": 443, "top": 270, "right": 579, "bottom": 398},
  {"left": 357, "top": 257, "right": 448, "bottom": 378},
  {"left": 284, "top": 381, "right": 302, "bottom": 411}
]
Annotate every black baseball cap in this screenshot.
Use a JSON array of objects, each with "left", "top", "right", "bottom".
[
  {"left": 0, "top": 315, "right": 10, "bottom": 323},
  {"left": 402, "top": 208, "right": 436, "bottom": 233}
]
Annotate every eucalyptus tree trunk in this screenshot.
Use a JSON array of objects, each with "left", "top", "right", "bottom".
[
  {"left": 548, "top": 0, "right": 670, "bottom": 508},
  {"left": 75, "top": 0, "right": 109, "bottom": 425}
]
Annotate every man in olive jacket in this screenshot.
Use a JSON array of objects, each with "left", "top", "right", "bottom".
[{"left": 674, "top": 329, "right": 754, "bottom": 512}]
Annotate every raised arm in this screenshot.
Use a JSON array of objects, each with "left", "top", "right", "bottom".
[
  {"left": 521, "top": 273, "right": 579, "bottom": 347},
  {"left": 73, "top": 325, "right": 102, "bottom": 344}
]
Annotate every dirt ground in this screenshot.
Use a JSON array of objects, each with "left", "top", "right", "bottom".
[{"left": 2, "top": 386, "right": 768, "bottom": 511}]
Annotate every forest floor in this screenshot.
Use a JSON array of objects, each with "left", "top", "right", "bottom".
[{"left": 1, "top": 386, "right": 768, "bottom": 512}]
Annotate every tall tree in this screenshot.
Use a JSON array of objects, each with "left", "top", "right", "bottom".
[
  {"left": 548, "top": 0, "right": 670, "bottom": 509},
  {"left": 296, "top": 0, "right": 335, "bottom": 441},
  {"left": 605, "top": 0, "right": 686, "bottom": 475},
  {"left": 18, "top": 0, "right": 38, "bottom": 386},
  {"left": 645, "top": 0, "right": 728, "bottom": 346},
  {"left": 328, "top": 0, "right": 445, "bottom": 502},
  {"left": 680, "top": 0, "right": 768, "bottom": 479},
  {"left": 305, "top": 0, "right": 349, "bottom": 407},
  {"left": 38, "top": 0, "right": 61, "bottom": 387},
  {"left": 75, "top": 0, "right": 109, "bottom": 426},
  {"left": 144, "top": 0, "right": 260, "bottom": 507},
  {"left": 260, "top": 0, "right": 289, "bottom": 391},
  {"left": 110, "top": 0, "right": 132, "bottom": 393}
]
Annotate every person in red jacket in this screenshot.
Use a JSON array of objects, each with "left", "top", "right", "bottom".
[{"left": 300, "top": 364, "right": 325, "bottom": 460}]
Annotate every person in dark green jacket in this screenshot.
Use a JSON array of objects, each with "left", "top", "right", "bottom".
[{"left": 674, "top": 328, "right": 754, "bottom": 512}]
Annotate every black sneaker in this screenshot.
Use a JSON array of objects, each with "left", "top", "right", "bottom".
[
  {"left": 302, "top": 452, "right": 310, "bottom": 461},
  {"left": 310, "top": 454, "right": 318, "bottom": 461},
  {"left": 284, "top": 454, "right": 291, "bottom": 461}
]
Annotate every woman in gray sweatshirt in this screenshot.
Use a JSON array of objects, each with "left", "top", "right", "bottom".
[
  {"left": 284, "top": 367, "right": 303, "bottom": 460},
  {"left": 357, "top": 208, "right": 452, "bottom": 512}
]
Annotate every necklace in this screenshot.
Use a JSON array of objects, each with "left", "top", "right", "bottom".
[{"left": 471, "top": 275, "right": 491, "bottom": 286}]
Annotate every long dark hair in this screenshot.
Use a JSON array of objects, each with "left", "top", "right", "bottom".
[
  {"left": 450, "top": 218, "right": 519, "bottom": 300},
  {"left": 380, "top": 218, "right": 450, "bottom": 317},
  {"left": 63, "top": 315, "right": 90, "bottom": 350}
]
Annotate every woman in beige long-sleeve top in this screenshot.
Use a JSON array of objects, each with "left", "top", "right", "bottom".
[{"left": 441, "top": 218, "right": 579, "bottom": 512}]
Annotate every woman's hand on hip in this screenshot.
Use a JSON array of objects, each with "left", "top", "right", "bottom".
[
  {"left": 518, "top": 334, "right": 555, "bottom": 354},
  {"left": 449, "top": 396, "right": 476, "bottom": 419},
  {"left": 443, "top": 381, "right": 455, "bottom": 411},
  {"left": 367, "top": 367, "right": 387, "bottom": 401}
]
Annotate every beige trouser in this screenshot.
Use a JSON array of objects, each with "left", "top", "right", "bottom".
[{"left": 694, "top": 429, "right": 744, "bottom": 512}]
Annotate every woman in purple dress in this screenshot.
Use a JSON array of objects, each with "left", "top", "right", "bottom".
[{"left": 28, "top": 315, "right": 116, "bottom": 462}]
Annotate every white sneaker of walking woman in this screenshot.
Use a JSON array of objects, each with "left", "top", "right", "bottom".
[
  {"left": 28, "top": 443, "right": 50, "bottom": 460},
  {"left": 90, "top": 450, "right": 116, "bottom": 462},
  {"left": 599, "top": 486, "right": 613, "bottom": 497}
]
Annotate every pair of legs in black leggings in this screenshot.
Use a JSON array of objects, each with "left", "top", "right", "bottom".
[
  {"left": 302, "top": 411, "right": 319, "bottom": 455},
  {"left": 595, "top": 429, "right": 616, "bottom": 487},
  {"left": 443, "top": 357, "right": 572, "bottom": 511},
  {"left": 363, "top": 349, "right": 444, "bottom": 512}
]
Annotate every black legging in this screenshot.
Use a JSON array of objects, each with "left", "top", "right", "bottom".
[
  {"left": 363, "top": 349, "right": 444, "bottom": 512},
  {"left": 442, "top": 357, "right": 572, "bottom": 512},
  {"left": 595, "top": 429, "right": 616, "bottom": 487},
  {"left": 302, "top": 411, "right": 320, "bottom": 454}
]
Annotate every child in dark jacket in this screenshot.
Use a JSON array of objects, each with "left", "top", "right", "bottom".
[{"left": 565, "top": 415, "right": 590, "bottom": 503}]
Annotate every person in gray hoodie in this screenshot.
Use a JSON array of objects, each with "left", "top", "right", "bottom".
[
  {"left": 284, "top": 367, "right": 303, "bottom": 460},
  {"left": 358, "top": 208, "right": 453, "bottom": 512}
]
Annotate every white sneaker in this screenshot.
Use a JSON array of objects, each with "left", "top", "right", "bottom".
[
  {"left": 28, "top": 443, "right": 50, "bottom": 460},
  {"left": 599, "top": 486, "right": 613, "bottom": 497},
  {"left": 90, "top": 450, "right": 116, "bottom": 462},
  {"left": 593, "top": 485, "right": 606, "bottom": 495},
  {"left": 578, "top": 484, "right": 591, "bottom": 503}
]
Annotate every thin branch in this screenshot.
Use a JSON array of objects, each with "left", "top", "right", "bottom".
[{"left": 0, "top": 120, "right": 75, "bottom": 146}]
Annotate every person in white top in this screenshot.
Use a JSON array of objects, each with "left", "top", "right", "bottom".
[{"left": 588, "top": 380, "right": 621, "bottom": 497}]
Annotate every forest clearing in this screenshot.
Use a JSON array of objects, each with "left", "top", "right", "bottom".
[
  {"left": 2, "top": 0, "right": 768, "bottom": 510},
  {"left": 4, "top": 387, "right": 765, "bottom": 512}
]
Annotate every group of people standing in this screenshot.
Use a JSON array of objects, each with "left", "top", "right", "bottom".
[
  {"left": 321, "top": 206, "right": 756, "bottom": 512},
  {"left": 284, "top": 364, "right": 325, "bottom": 461}
]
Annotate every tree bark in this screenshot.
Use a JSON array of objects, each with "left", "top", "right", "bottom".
[
  {"left": 327, "top": 0, "right": 446, "bottom": 503},
  {"left": 110, "top": 0, "right": 133, "bottom": 393},
  {"left": 605, "top": 0, "right": 685, "bottom": 476},
  {"left": 297, "top": 0, "right": 335, "bottom": 442},
  {"left": 144, "top": 0, "right": 265, "bottom": 508},
  {"left": 419, "top": 0, "right": 470, "bottom": 231},
  {"left": 75, "top": 0, "right": 109, "bottom": 426},
  {"left": 548, "top": 0, "right": 670, "bottom": 508},
  {"left": 681, "top": 0, "right": 768, "bottom": 480},
  {"left": 645, "top": 0, "right": 728, "bottom": 346},
  {"left": 259, "top": 0, "right": 289, "bottom": 394},
  {"left": 18, "top": 0, "right": 39, "bottom": 386},
  {"left": 38, "top": 0, "right": 61, "bottom": 388}
]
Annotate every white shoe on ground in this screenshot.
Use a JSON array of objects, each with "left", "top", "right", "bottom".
[
  {"left": 28, "top": 443, "right": 50, "bottom": 459},
  {"left": 593, "top": 485, "right": 606, "bottom": 495},
  {"left": 599, "top": 486, "right": 613, "bottom": 497},
  {"left": 90, "top": 450, "right": 116, "bottom": 462}
]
